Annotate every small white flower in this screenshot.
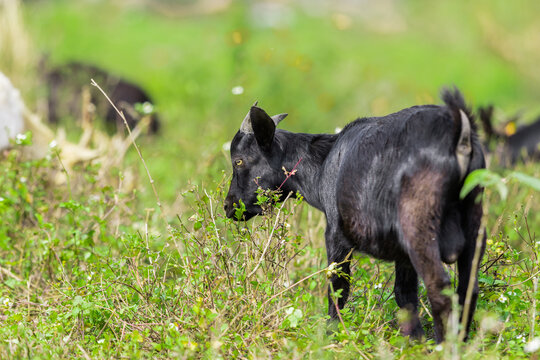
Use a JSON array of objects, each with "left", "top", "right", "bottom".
[
  {"left": 0, "top": 197, "right": 4, "bottom": 202},
  {"left": 222, "top": 141, "right": 231, "bottom": 151},
  {"left": 49, "top": 140, "right": 57, "bottom": 149},
  {"left": 97, "top": 339, "right": 105, "bottom": 344},
  {"left": 16, "top": 133, "right": 27, "bottom": 143},
  {"left": 498, "top": 294, "right": 508, "bottom": 303},
  {"left": 87, "top": 271, "right": 95, "bottom": 281},
  {"left": 434, "top": 344, "right": 443, "bottom": 352},
  {"left": 326, "top": 262, "right": 339, "bottom": 278},
  {"left": 168, "top": 322, "right": 179, "bottom": 331},
  {"left": 374, "top": 283, "right": 382, "bottom": 289},
  {"left": 334, "top": 127, "right": 342, "bottom": 134},
  {"left": 20, "top": 177, "right": 27, "bottom": 183},
  {"left": 141, "top": 102, "right": 154, "bottom": 115},
  {"left": 525, "top": 337, "right": 540, "bottom": 353},
  {"left": 231, "top": 86, "right": 244, "bottom": 95},
  {"left": 2, "top": 298, "right": 13, "bottom": 307}
]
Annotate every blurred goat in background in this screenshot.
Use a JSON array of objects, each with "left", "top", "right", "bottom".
[
  {"left": 44, "top": 61, "right": 160, "bottom": 134},
  {"left": 479, "top": 105, "right": 540, "bottom": 166}
]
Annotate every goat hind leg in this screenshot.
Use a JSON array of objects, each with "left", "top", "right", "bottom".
[
  {"left": 394, "top": 259, "right": 424, "bottom": 339},
  {"left": 399, "top": 170, "right": 450, "bottom": 343},
  {"left": 406, "top": 244, "right": 450, "bottom": 343}
]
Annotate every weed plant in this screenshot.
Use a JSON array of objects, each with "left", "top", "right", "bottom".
[
  {"left": 1, "top": 1, "right": 539, "bottom": 358},
  {"left": 0, "top": 135, "right": 538, "bottom": 358}
]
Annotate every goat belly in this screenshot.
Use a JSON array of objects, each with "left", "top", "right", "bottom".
[{"left": 333, "top": 105, "right": 462, "bottom": 262}]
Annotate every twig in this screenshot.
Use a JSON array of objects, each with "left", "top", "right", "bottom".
[
  {"left": 247, "top": 192, "right": 293, "bottom": 278},
  {"left": 91, "top": 79, "right": 172, "bottom": 233},
  {"left": 0, "top": 265, "right": 22, "bottom": 282},
  {"left": 54, "top": 150, "right": 72, "bottom": 200},
  {"left": 204, "top": 189, "right": 222, "bottom": 248},
  {"left": 278, "top": 158, "right": 302, "bottom": 190},
  {"left": 495, "top": 314, "right": 511, "bottom": 349},
  {"left": 330, "top": 282, "right": 349, "bottom": 336},
  {"left": 76, "top": 344, "right": 91, "bottom": 360},
  {"left": 458, "top": 201, "right": 488, "bottom": 342},
  {"left": 261, "top": 254, "right": 353, "bottom": 309},
  {"left": 531, "top": 276, "right": 538, "bottom": 341}
]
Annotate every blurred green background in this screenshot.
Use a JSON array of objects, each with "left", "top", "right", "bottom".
[{"left": 11, "top": 0, "right": 540, "bottom": 203}]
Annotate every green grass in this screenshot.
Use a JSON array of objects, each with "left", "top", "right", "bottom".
[
  {"left": 21, "top": 0, "right": 540, "bottom": 201},
  {"left": 0, "top": 0, "right": 539, "bottom": 358}
]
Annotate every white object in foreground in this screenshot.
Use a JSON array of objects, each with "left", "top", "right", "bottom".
[{"left": 0, "top": 72, "right": 24, "bottom": 150}]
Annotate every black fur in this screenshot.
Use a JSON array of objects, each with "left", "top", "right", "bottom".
[
  {"left": 45, "top": 61, "right": 160, "bottom": 133},
  {"left": 225, "top": 88, "right": 486, "bottom": 343},
  {"left": 479, "top": 105, "right": 540, "bottom": 165}
]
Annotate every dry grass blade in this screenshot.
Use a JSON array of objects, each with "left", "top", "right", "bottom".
[
  {"left": 91, "top": 78, "right": 172, "bottom": 234},
  {"left": 458, "top": 202, "right": 488, "bottom": 342}
]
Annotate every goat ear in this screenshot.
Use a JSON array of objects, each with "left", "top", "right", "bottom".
[
  {"left": 271, "top": 113, "right": 288, "bottom": 126},
  {"left": 250, "top": 106, "right": 276, "bottom": 151}
]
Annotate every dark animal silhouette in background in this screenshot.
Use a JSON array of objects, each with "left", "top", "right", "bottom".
[
  {"left": 45, "top": 61, "right": 160, "bottom": 133},
  {"left": 224, "top": 88, "right": 486, "bottom": 343},
  {"left": 479, "top": 105, "right": 540, "bottom": 166}
]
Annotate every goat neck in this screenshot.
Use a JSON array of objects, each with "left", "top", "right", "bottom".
[{"left": 274, "top": 129, "right": 338, "bottom": 210}]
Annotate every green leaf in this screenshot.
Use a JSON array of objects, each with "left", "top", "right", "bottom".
[
  {"left": 9, "top": 313, "right": 23, "bottom": 323},
  {"left": 460, "top": 169, "right": 507, "bottom": 200},
  {"left": 73, "top": 295, "right": 84, "bottom": 306},
  {"left": 234, "top": 199, "right": 246, "bottom": 220},
  {"left": 508, "top": 172, "right": 540, "bottom": 192},
  {"left": 495, "top": 181, "right": 508, "bottom": 201},
  {"left": 284, "top": 307, "right": 303, "bottom": 328}
]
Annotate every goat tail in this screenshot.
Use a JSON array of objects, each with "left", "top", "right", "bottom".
[{"left": 441, "top": 87, "right": 473, "bottom": 181}]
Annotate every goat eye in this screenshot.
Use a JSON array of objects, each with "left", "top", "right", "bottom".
[{"left": 235, "top": 159, "right": 243, "bottom": 167}]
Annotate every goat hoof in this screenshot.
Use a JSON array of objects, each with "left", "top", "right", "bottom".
[{"left": 401, "top": 322, "right": 424, "bottom": 340}]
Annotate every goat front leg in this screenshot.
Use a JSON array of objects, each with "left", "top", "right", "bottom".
[
  {"left": 325, "top": 226, "right": 353, "bottom": 320},
  {"left": 394, "top": 259, "right": 424, "bottom": 339}
]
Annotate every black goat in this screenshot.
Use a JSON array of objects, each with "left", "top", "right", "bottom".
[
  {"left": 479, "top": 105, "right": 540, "bottom": 165},
  {"left": 224, "top": 89, "right": 486, "bottom": 342},
  {"left": 45, "top": 61, "right": 160, "bottom": 133}
]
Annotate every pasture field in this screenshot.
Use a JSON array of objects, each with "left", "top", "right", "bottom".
[{"left": 0, "top": 0, "right": 539, "bottom": 358}]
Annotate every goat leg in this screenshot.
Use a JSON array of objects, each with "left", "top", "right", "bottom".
[
  {"left": 394, "top": 259, "right": 424, "bottom": 339},
  {"left": 325, "top": 227, "right": 353, "bottom": 320},
  {"left": 399, "top": 170, "right": 450, "bottom": 343}
]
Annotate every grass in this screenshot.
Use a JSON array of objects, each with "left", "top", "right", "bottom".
[
  {"left": 0, "top": 0, "right": 539, "bottom": 358},
  {"left": 20, "top": 0, "right": 540, "bottom": 202}
]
